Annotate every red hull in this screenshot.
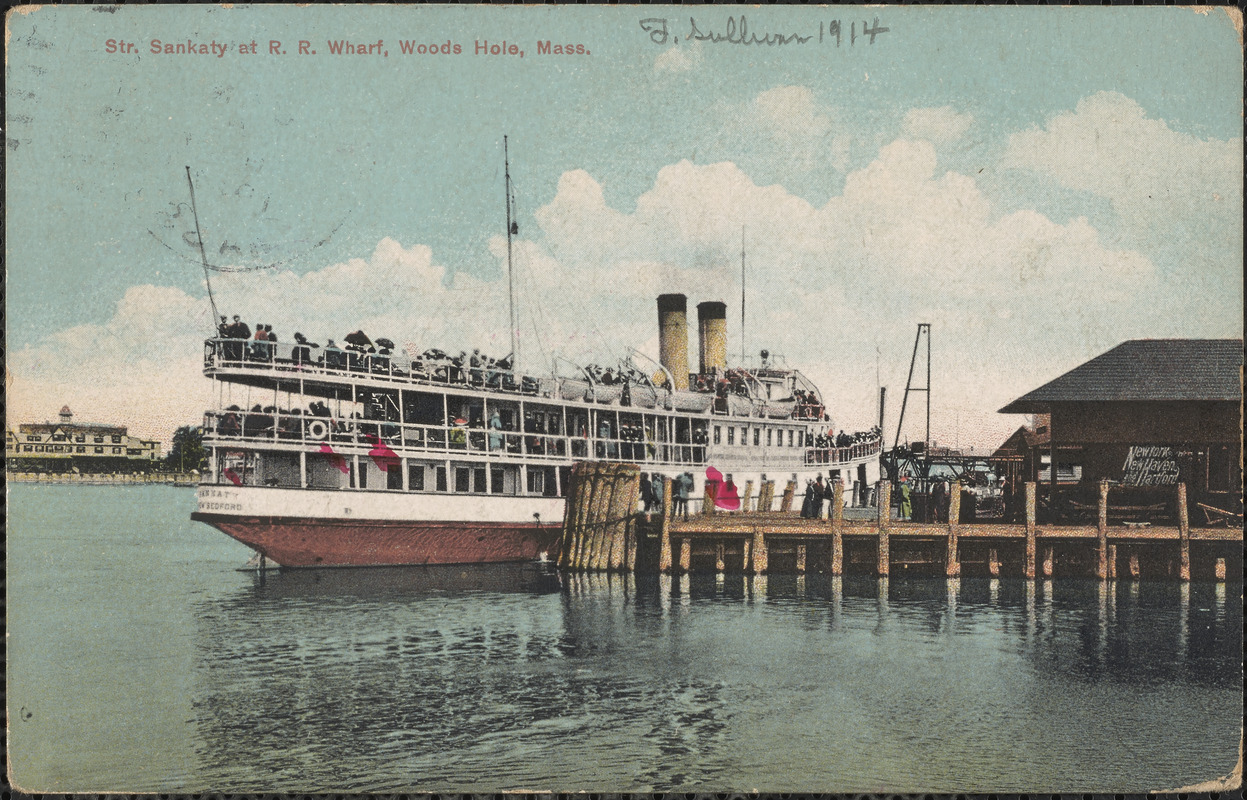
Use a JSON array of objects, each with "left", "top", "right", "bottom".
[{"left": 191, "top": 513, "right": 563, "bottom": 567}]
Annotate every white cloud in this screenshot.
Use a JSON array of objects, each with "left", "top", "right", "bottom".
[
  {"left": 8, "top": 135, "right": 1165, "bottom": 450},
  {"left": 902, "top": 106, "right": 974, "bottom": 145},
  {"left": 654, "top": 41, "right": 701, "bottom": 73},
  {"left": 1001, "top": 91, "right": 1241, "bottom": 231},
  {"left": 719, "top": 86, "right": 852, "bottom": 176}
]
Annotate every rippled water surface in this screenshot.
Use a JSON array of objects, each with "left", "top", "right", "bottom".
[{"left": 7, "top": 484, "right": 1242, "bottom": 792}]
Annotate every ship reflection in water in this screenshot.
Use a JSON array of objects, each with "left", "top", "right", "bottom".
[{"left": 190, "top": 569, "right": 1241, "bottom": 792}]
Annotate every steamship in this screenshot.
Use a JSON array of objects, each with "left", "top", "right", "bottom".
[{"left": 190, "top": 293, "right": 882, "bottom": 567}]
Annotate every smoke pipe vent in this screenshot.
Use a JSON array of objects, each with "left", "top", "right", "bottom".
[
  {"left": 697, "top": 301, "right": 728, "bottom": 375},
  {"left": 657, "top": 294, "right": 689, "bottom": 391}
]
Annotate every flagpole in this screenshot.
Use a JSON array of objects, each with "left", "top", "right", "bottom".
[
  {"left": 186, "top": 166, "right": 221, "bottom": 325},
  {"left": 504, "top": 136, "right": 518, "bottom": 372}
]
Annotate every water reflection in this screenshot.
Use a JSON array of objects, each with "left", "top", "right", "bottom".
[{"left": 189, "top": 568, "right": 1242, "bottom": 791}]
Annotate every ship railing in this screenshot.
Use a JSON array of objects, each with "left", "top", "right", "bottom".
[
  {"left": 804, "top": 436, "right": 882, "bottom": 466},
  {"left": 202, "top": 410, "right": 711, "bottom": 466},
  {"left": 204, "top": 338, "right": 542, "bottom": 395}
]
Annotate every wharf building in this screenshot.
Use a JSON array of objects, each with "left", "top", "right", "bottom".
[
  {"left": 5, "top": 406, "right": 163, "bottom": 474},
  {"left": 997, "top": 339, "right": 1242, "bottom": 525}
]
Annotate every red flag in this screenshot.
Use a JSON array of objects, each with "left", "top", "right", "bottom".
[
  {"left": 364, "top": 433, "right": 400, "bottom": 472},
  {"left": 318, "top": 443, "right": 350, "bottom": 474}
]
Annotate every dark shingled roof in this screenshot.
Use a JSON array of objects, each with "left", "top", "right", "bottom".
[{"left": 1000, "top": 339, "right": 1243, "bottom": 414}]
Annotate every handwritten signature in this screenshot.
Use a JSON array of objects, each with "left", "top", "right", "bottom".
[{"left": 640, "top": 16, "right": 888, "bottom": 48}]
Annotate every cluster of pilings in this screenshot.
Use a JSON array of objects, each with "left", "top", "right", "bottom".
[
  {"left": 557, "top": 463, "right": 1241, "bottom": 581},
  {"left": 557, "top": 461, "right": 642, "bottom": 571}
]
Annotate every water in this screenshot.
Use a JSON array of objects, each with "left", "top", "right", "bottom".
[{"left": 7, "top": 484, "right": 1241, "bottom": 793}]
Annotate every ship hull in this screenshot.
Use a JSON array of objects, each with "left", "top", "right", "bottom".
[{"left": 192, "top": 512, "right": 562, "bottom": 567}]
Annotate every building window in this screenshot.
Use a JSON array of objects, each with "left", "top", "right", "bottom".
[
  {"left": 713, "top": 426, "right": 721, "bottom": 445},
  {"left": 95, "top": 447, "right": 104, "bottom": 454},
  {"left": 24, "top": 445, "right": 33, "bottom": 452},
  {"left": 766, "top": 429, "right": 773, "bottom": 447},
  {"left": 113, "top": 447, "right": 122, "bottom": 454},
  {"left": 727, "top": 427, "right": 735, "bottom": 445},
  {"left": 754, "top": 428, "right": 761, "bottom": 446},
  {"left": 789, "top": 430, "right": 795, "bottom": 447},
  {"left": 26, "top": 435, "right": 38, "bottom": 442},
  {"left": 112, "top": 436, "right": 122, "bottom": 444},
  {"left": 75, "top": 435, "right": 84, "bottom": 443},
  {"left": 740, "top": 427, "right": 747, "bottom": 446},
  {"left": 94, "top": 437, "right": 104, "bottom": 444},
  {"left": 35, "top": 446, "right": 44, "bottom": 452},
  {"left": 77, "top": 446, "right": 85, "bottom": 453}
]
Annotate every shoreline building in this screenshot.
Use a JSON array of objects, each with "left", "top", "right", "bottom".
[
  {"left": 5, "top": 406, "right": 163, "bottom": 474},
  {"left": 998, "top": 339, "right": 1243, "bottom": 523}
]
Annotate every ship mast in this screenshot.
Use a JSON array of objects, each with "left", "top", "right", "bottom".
[
  {"left": 186, "top": 166, "right": 221, "bottom": 326},
  {"left": 504, "top": 136, "right": 518, "bottom": 371},
  {"left": 740, "top": 225, "right": 746, "bottom": 364}
]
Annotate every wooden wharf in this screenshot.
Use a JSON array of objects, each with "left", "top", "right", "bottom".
[{"left": 559, "top": 462, "right": 1242, "bottom": 582}]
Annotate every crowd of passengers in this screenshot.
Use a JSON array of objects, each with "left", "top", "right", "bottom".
[
  {"left": 808, "top": 426, "right": 882, "bottom": 450},
  {"left": 216, "top": 316, "right": 550, "bottom": 392}
]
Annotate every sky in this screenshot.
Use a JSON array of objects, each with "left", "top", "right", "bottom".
[{"left": 5, "top": 5, "right": 1243, "bottom": 449}]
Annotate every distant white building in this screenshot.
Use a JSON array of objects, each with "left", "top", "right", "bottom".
[{"left": 5, "top": 405, "right": 163, "bottom": 473}]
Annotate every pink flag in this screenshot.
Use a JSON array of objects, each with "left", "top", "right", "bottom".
[
  {"left": 223, "top": 467, "right": 243, "bottom": 487},
  {"left": 704, "top": 465, "right": 740, "bottom": 510}
]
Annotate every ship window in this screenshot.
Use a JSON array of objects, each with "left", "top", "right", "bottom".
[
  {"left": 435, "top": 466, "right": 447, "bottom": 492},
  {"left": 766, "top": 429, "right": 772, "bottom": 447},
  {"left": 788, "top": 430, "right": 795, "bottom": 447},
  {"left": 473, "top": 468, "right": 487, "bottom": 494},
  {"left": 753, "top": 428, "right": 760, "bottom": 446},
  {"left": 713, "top": 426, "right": 721, "bottom": 445},
  {"left": 455, "top": 467, "right": 471, "bottom": 493},
  {"left": 491, "top": 468, "right": 506, "bottom": 494},
  {"left": 740, "top": 427, "right": 747, "bottom": 446},
  {"left": 408, "top": 464, "right": 425, "bottom": 491},
  {"left": 527, "top": 466, "right": 558, "bottom": 497},
  {"left": 387, "top": 465, "right": 403, "bottom": 490},
  {"left": 727, "top": 427, "right": 735, "bottom": 445}
]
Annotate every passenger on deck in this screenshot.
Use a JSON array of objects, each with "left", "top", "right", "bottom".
[
  {"left": 324, "top": 340, "right": 347, "bottom": 370},
  {"left": 801, "top": 480, "right": 818, "bottom": 518},
  {"left": 251, "top": 323, "right": 269, "bottom": 361},
  {"left": 640, "top": 471, "right": 655, "bottom": 513},
  {"left": 898, "top": 477, "right": 912, "bottom": 521},
  {"left": 932, "top": 480, "right": 948, "bottom": 523}
]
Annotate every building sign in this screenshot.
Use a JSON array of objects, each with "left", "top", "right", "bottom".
[{"left": 1121, "top": 445, "right": 1180, "bottom": 486}]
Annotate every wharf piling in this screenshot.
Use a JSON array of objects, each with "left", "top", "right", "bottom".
[{"left": 558, "top": 464, "right": 1241, "bottom": 581}]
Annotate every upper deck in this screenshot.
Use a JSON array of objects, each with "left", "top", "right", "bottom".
[{"left": 204, "top": 337, "right": 828, "bottom": 423}]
